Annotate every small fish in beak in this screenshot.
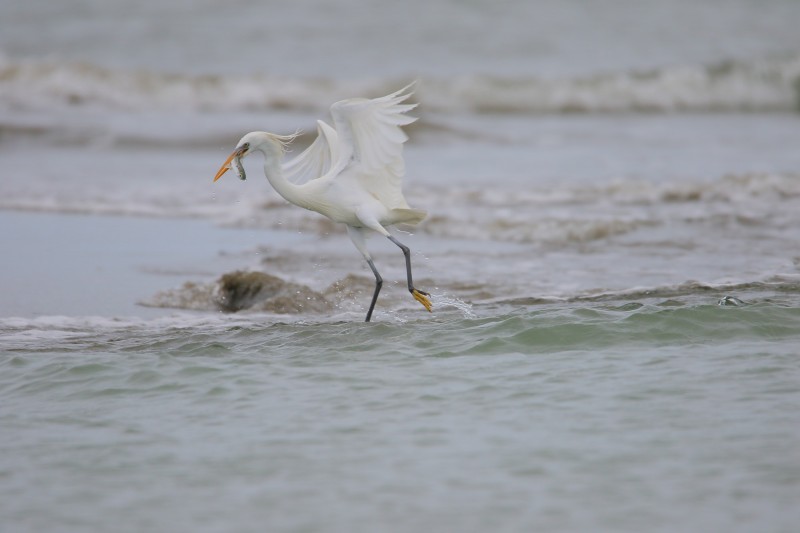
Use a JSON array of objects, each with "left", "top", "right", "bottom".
[
  {"left": 232, "top": 154, "right": 246, "bottom": 181},
  {"left": 213, "top": 143, "right": 249, "bottom": 182}
]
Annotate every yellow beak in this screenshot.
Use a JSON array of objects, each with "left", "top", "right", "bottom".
[{"left": 213, "top": 150, "right": 237, "bottom": 182}]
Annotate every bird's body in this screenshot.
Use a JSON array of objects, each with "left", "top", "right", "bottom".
[{"left": 213, "top": 84, "right": 432, "bottom": 322}]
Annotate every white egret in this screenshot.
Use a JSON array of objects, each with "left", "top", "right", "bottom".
[{"left": 213, "top": 84, "right": 432, "bottom": 322}]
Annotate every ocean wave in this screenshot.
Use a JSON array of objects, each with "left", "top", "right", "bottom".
[
  {"left": 499, "top": 275, "right": 800, "bottom": 306},
  {"left": 1, "top": 54, "right": 798, "bottom": 114},
  {"left": 428, "top": 56, "right": 800, "bottom": 114},
  {"left": 3, "top": 280, "right": 799, "bottom": 354},
  {"left": 190, "top": 172, "right": 800, "bottom": 244},
  {"left": 1, "top": 172, "right": 797, "bottom": 244},
  {"left": 413, "top": 172, "right": 800, "bottom": 243}
]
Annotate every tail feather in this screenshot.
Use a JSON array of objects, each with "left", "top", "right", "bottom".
[{"left": 391, "top": 208, "right": 427, "bottom": 225}]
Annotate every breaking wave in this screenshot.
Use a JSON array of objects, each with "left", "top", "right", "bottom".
[
  {"left": 414, "top": 173, "right": 800, "bottom": 243},
  {"left": 1, "top": 172, "right": 797, "bottom": 245},
  {"left": 499, "top": 276, "right": 800, "bottom": 307},
  {"left": 2, "top": 54, "right": 799, "bottom": 114},
  {"left": 3, "top": 276, "right": 799, "bottom": 353}
]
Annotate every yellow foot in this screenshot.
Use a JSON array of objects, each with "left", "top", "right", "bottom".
[{"left": 412, "top": 289, "right": 433, "bottom": 312}]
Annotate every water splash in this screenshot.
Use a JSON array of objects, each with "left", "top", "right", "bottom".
[
  {"left": 718, "top": 295, "right": 746, "bottom": 307},
  {"left": 431, "top": 293, "right": 476, "bottom": 319}
]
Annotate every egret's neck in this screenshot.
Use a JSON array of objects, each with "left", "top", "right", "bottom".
[{"left": 257, "top": 141, "right": 309, "bottom": 209}]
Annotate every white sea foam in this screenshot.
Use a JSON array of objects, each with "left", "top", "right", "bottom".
[
  {"left": 1, "top": 172, "right": 797, "bottom": 245},
  {"left": 2, "top": 55, "right": 798, "bottom": 116},
  {"left": 0, "top": 312, "right": 277, "bottom": 344}
]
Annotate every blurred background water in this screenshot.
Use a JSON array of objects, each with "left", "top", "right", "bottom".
[{"left": 1, "top": 1, "right": 800, "bottom": 531}]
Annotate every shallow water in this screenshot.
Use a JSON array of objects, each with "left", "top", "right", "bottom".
[
  {"left": 2, "top": 0, "right": 800, "bottom": 531},
  {"left": 3, "top": 303, "right": 800, "bottom": 532}
]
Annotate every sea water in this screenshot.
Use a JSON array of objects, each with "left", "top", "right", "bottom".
[{"left": 2, "top": 1, "right": 800, "bottom": 531}]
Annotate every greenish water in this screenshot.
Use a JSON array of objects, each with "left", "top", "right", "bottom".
[
  {"left": 3, "top": 0, "right": 800, "bottom": 529},
  {"left": 2, "top": 301, "right": 799, "bottom": 532}
]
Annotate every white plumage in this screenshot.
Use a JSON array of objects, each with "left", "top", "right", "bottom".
[{"left": 213, "top": 84, "right": 431, "bottom": 322}]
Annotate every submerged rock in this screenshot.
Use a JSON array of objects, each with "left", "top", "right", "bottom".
[
  {"left": 213, "top": 270, "right": 330, "bottom": 314},
  {"left": 214, "top": 271, "right": 287, "bottom": 311},
  {"left": 142, "top": 270, "right": 332, "bottom": 314}
]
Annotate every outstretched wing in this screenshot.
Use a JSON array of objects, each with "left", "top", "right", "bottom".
[
  {"left": 329, "top": 83, "right": 418, "bottom": 208},
  {"left": 281, "top": 120, "right": 339, "bottom": 185}
]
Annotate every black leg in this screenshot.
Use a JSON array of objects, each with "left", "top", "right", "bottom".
[
  {"left": 387, "top": 236, "right": 432, "bottom": 312},
  {"left": 364, "top": 258, "right": 383, "bottom": 322}
]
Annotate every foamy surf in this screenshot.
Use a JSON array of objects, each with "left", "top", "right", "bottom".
[
  {"left": 141, "top": 269, "right": 448, "bottom": 321},
  {"left": 1, "top": 172, "right": 797, "bottom": 245},
  {"left": 2, "top": 55, "right": 799, "bottom": 115}
]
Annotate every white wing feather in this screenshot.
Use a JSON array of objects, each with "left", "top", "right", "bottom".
[
  {"left": 281, "top": 120, "right": 338, "bottom": 185},
  {"left": 279, "top": 84, "right": 419, "bottom": 216},
  {"left": 329, "top": 83, "right": 418, "bottom": 209}
]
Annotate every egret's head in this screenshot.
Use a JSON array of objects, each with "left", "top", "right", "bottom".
[
  {"left": 214, "top": 132, "right": 263, "bottom": 181},
  {"left": 213, "top": 131, "right": 296, "bottom": 182}
]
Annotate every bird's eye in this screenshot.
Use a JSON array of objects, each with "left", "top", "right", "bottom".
[{"left": 242, "top": 143, "right": 250, "bottom": 150}]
